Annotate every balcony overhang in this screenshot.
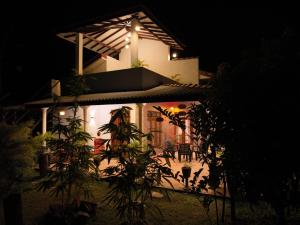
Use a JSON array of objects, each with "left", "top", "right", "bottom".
[
  {"left": 61, "top": 67, "right": 177, "bottom": 95},
  {"left": 25, "top": 83, "right": 210, "bottom": 108}
]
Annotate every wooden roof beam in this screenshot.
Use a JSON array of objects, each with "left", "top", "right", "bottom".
[
  {"left": 96, "top": 31, "right": 129, "bottom": 52},
  {"left": 100, "top": 38, "right": 125, "bottom": 54},
  {"left": 138, "top": 21, "right": 172, "bottom": 47},
  {"left": 83, "top": 33, "right": 119, "bottom": 54},
  {"left": 84, "top": 30, "right": 108, "bottom": 46},
  {"left": 77, "top": 17, "right": 132, "bottom": 33}
]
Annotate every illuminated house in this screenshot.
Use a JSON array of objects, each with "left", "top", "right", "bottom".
[{"left": 26, "top": 6, "right": 210, "bottom": 150}]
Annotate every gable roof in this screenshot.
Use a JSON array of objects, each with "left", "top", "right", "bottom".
[{"left": 57, "top": 5, "right": 184, "bottom": 58}]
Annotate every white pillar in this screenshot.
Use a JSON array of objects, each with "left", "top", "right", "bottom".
[
  {"left": 82, "top": 106, "right": 89, "bottom": 132},
  {"left": 41, "top": 107, "right": 48, "bottom": 147},
  {"left": 76, "top": 32, "right": 83, "bottom": 75},
  {"left": 131, "top": 18, "right": 139, "bottom": 66},
  {"left": 136, "top": 103, "right": 143, "bottom": 132}
]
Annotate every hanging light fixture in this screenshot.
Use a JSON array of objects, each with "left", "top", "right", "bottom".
[
  {"left": 178, "top": 103, "right": 186, "bottom": 109},
  {"left": 156, "top": 117, "right": 164, "bottom": 122}
]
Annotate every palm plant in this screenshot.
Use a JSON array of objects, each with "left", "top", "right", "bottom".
[
  {"left": 98, "top": 106, "right": 174, "bottom": 225},
  {"left": 37, "top": 105, "right": 95, "bottom": 206}
]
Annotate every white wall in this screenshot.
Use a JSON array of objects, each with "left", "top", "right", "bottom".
[
  {"left": 84, "top": 39, "right": 199, "bottom": 84},
  {"left": 85, "top": 104, "right": 137, "bottom": 140},
  {"left": 59, "top": 104, "right": 137, "bottom": 146},
  {"left": 84, "top": 58, "right": 107, "bottom": 74}
]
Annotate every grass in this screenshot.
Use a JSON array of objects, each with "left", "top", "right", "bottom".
[{"left": 1, "top": 181, "right": 300, "bottom": 225}]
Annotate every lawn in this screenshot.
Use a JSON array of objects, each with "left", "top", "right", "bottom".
[{"left": 1, "top": 181, "right": 299, "bottom": 225}]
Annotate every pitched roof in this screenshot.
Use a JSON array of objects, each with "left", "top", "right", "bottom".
[
  {"left": 57, "top": 5, "right": 184, "bottom": 58},
  {"left": 25, "top": 84, "right": 209, "bottom": 108}
]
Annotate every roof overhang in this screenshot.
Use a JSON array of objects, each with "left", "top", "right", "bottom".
[
  {"left": 25, "top": 84, "right": 210, "bottom": 108},
  {"left": 57, "top": 5, "right": 185, "bottom": 58}
]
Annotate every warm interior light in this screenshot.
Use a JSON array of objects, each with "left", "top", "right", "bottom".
[
  {"left": 125, "top": 37, "right": 130, "bottom": 42},
  {"left": 135, "top": 25, "right": 140, "bottom": 31},
  {"left": 125, "top": 44, "right": 129, "bottom": 49},
  {"left": 170, "top": 107, "right": 174, "bottom": 110},
  {"left": 172, "top": 53, "right": 177, "bottom": 58},
  {"left": 127, "top": 33, "right": 131, "bottom": 37},
  {"left": 59, "top": 111, "right": 65, "bottom": 116},
  {"left": 90, "top": 110, "right": 95, "bottom": 118}
]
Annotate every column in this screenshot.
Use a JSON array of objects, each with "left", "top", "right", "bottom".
[
  {"left": 76, "top": 32, "right": 83, "bottom": 75},
  {"left": 136, "top": 103, "right": 143, "bottom": 132},
  {"left": 82, "top": 106, "right": 89, "bottom": 132},
  {"left": 130, "top": 18, "right": 139, "bottom": 66},
  {"left": 41, "top": 107, "right": 48, "bottom": 147}
]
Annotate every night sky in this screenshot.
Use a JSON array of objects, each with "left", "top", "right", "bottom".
[{"left": 0, "top": 1, "right": 298, "bottom": 104}]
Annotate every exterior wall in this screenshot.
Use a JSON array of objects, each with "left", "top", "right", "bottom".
[
  {"left": 84, "top": 58, "right": 107, "bottom": 74},
  {"left": 54, "top": 101, "right": 198, "bottom": 151},
  {"left": 58, "top": 104, "right": 137, "bottom": 146},
  {"left": 83, "top": 39, "right": 199, "bottom": 84},
  {"left": 106, "top": 56, "right": 127, "bottom": 71},
  {"left": 85, "top": 104, "right": 137, "bottom": 142}
]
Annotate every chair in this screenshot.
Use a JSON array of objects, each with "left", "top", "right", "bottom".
[
  {"left": 178, "top": 144, "right": 192, "bottom": 162},
  {"left": 163, "top": 142, "right": 176, "bottom": 158},
  {"left": 193, "top": 145, "right": 202, "bottom": 160}
]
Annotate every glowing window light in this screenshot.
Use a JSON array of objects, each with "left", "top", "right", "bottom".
[
  {"left": 172, "top": 53, "right": 177, "bottom": 58},
  {"left": 59, "top": 111, "right": 65, "bottom": 116}
]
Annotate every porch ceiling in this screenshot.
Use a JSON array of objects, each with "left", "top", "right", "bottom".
[
  {"left": 56, "top": 6, "right": 184, "bottom": 58},
  {"left": 25, "top": 84, "right": 211, "bottom": 108}
]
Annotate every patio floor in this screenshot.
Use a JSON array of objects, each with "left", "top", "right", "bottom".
[{"left": 97, "top": 151, "right": 227, "bottom": 196}]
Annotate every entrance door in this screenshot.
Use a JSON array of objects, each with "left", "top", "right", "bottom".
[{"left": 147, "top": 111, "right": 162, "bottom": 147}]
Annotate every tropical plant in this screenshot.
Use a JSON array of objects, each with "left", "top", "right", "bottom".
[
  {"left": 131, "top": 59, "right": 149, "bottom": 68},
  {"left": 37, "top": 105, "right": 96, "bottom": 206},
  {"left": 0, "top": 121, "right": 36, "bottom": 225},
  {"left": 98, "top": 106, "right": 175, "bottom": 225},
  {"left": 154, "top": 103, "right": 228, "bottom": 225},
  {"left": 170, "top": 74, "right": 181, "bottom": 83}
]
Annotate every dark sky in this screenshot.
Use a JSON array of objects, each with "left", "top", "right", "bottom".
[{"left": 0, "top": 1, "right": 298, "bottom": 104}]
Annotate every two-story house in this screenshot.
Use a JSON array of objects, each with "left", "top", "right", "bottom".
[{"left": 26, "top": 6, "right": 210, "bottom": 150}]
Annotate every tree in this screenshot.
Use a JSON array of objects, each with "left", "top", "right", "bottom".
[
  {"left": 37, "top": 105, "right": 96, "bottom": 214},
  {"left": 98, "top": 106, "right": 175, "bottom": 225},
  {"left": 0, "top": 121, "right": 35, "bottom": 225}
]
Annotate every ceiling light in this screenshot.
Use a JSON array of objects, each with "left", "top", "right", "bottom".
[
  {"left": 125, "top": 44, "right": 129, "bottom": 49},
  {"left": 125, "top": 37, "right": 130, "bottom": 42},
  {"left": 127, "top": 33, "right": 131, "bottom": 37},
  {"left": 172, "top": 53, "right": 177, "bottom": 58},
  {"left": 135, "top": 25, "right": 140, "bottom": 31}
]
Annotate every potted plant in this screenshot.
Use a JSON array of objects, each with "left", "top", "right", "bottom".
[{"left": 181, "top": 163, "right": 192, "bottom": 190}]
